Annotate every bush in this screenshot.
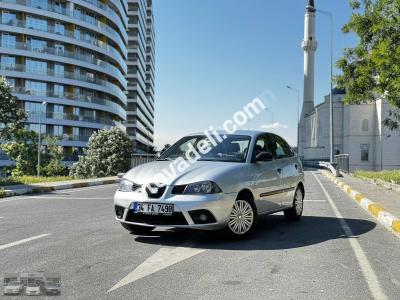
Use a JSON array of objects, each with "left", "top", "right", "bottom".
[{"left": 70, "top": 127, "right": 132, "bottom": 178}]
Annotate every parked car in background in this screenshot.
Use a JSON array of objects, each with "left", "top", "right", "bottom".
[
  {"left": 25, "top": 282, "right": 41, "bottom": 296},
  {"left": 3, "top": 281, "right": 23, "bottom": 295},
  {"left": 43, "top": 281, "right": 61, "bottom": 295},
  {"left": 114, "top": 130, "right": 304, "bottom": 238}
]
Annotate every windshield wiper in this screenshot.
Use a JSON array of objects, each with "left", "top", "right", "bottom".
[{"left": 156, "top": 158, "right": 170, "bottom": 161}]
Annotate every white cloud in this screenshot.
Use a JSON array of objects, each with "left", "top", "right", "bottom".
[{"left": 260, "top": 122, "right": 289, "bottom": 130}]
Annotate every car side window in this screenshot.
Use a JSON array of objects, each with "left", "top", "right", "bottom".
[
  {"left": 253, "top": 135, "right": 272, "bottom": 160},
  {"left": 269, "top": 134, "right": 293, "bottom": 159}
]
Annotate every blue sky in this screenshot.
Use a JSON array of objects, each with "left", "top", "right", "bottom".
[{"left": 152, "top": 0, "right": 357, "bottom": 148}]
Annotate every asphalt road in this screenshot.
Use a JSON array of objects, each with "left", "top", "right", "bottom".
[{"left": 1, "top": 170, "right": 400, "bottom": 299}]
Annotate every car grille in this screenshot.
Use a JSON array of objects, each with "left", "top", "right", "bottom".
[
  {"left": 145, "top": 184, "right": 166, "bottom": 198},
  {"left": 171, "top": 184, "right": 187, "bottom": 194},
  {"left": 125, "top": 211, "right": 188, "bottom": 225}
]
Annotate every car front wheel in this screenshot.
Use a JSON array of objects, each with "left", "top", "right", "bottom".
[
  {"left": 284, "top": 187, "right": 304, "bottom": 221},
  {"left": 226, "top": 199, "right": 257, "bottom": 238},
  {"left": 121, "top": 223, "right": 155, "bottom": 235}
]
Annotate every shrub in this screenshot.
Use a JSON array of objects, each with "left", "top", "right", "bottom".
[{"left": 70, "top": 127, "right": 132, "bottom": 178}]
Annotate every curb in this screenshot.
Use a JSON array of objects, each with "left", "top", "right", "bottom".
[
  {"left": 322, "top": 170, "right": 400, "bottom": 239},
  {"left": 0, "top": 178, "right": 119, "bottom": 198}
]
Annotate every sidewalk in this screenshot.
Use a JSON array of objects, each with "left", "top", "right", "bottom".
[
  {"left": 323, "top": 170, "right": 400, "bottom": 238},
  {"left": 0, "top": 176, "right": 119, "bottom": 198},
  {"left": 339, "top": 173, "right": 400, "bottom": 217}
]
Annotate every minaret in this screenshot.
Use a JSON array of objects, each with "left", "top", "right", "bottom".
[{"left": 298, "top": 0, "right": 317, "bottom": 157}]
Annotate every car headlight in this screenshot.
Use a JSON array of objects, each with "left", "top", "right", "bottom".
[
  {"left": 119, "top": 178, "right": 133, "bottom": 192},
  {"left": 184, "top": 181, "right": 222, "bottom": 194}
]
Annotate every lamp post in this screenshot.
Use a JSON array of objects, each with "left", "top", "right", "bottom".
[
  {"left": 316, "top": 9, "right": 334, "bottom": 163},
  {"left": 286, "top": 85, "right": 300, "bottom": 153},
  {"left": 380, "top": 134, "right": 391, "bottom": 171},
  {"left": 37, "top": 101, "right": 47, "bottom": 177}
]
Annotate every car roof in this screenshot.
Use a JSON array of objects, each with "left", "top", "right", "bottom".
[{"left": 187, "top": 130, "right": 270, "bottom": 138}]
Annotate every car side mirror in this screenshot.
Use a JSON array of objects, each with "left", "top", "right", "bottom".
[{"left": 255, "top": 151, "right": 274, "bottom": 162}]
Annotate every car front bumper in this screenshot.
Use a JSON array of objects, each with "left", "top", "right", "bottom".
[{"left": 114, "top": 191, "right": 236, "bottom": 230}]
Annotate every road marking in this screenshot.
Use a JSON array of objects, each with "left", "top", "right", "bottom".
[
  {"left": 107, "top": 237, "right": 205, "bottom": 293},
  {"left": 0, "top": 234, "right": 50, "bottom": 251},
  {"left": 304, "top": 200, "right": 326, "bottom": 202},
  {"left": 312, "top": 172, "right": 387, "bottom": 300}
]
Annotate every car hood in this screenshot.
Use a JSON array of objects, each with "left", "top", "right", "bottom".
[{"left": 124, "top": 160, "right": 245, "bottom": 186}]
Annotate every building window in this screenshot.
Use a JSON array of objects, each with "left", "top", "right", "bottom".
[
  {"left": 362, "top": 119, "right": 369, "bottom": 132},
  {"left": 53, "top": 84, "right": 64, "bottom": 97},
  {"left": 54, "top": 64, "right": 64, "bottom": 77},
  {"left": 31, "top": 0, "right": 47, "bottom": 9},
  {"left": 26, "top": 59, "right": 47, "bottom": 75},
  {"left": 55, "top": 22, "right": 64, "bottom": 35},
  {"left": 1, "top": 55, "right": 15, "bottom": 70},
  {"left": 1, "top": 33, "right": 16, "bottom": 48},
  {"left": 360, "top": 144, "right": 370, "bottom": 161},
  {"left": 25, "top": 80, "right": 47, "bottom": 96},
  {"left": 26, "top": 16, "right": 48, "bottom": 31},
  {"left": 53, "top": 125, "right": 63, "bottom": 136},
  {"left": 1, "top": 11, "right": 16, "bottom": 25},
  {"left": 55, "top": 43, "right": 64, "bottom": 54},
  {"left": 27, "top": 37, "right": 47, "bottom": 52}
]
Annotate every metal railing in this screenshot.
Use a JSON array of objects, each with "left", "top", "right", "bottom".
[
  {"left": 335, "top": 154, "right": 350, "bottom": 174},
  {"left": 2, "top": 0, "right": 126, "bottom": 47},
  {"left": 0, "top": 17, "right": 126, "bottom": 70},
  {"left": 0, "top": 63, "right": 126, "bottom": 102},
  {"left": 131, "top": 154, "right": 156, "bottom": 168},
  {"left": 0, "top": 42, "right": 126, "bottom": 86},
  {"left": 28, "top": 111, "right": 116, "bottom": 126},
  {"left": 11, "top": 86, "right": 126, "bottom": 117}
]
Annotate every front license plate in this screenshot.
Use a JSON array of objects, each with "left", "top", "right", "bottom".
[{"left": 131, "top": 202, "right": 174, "bottom": 216}]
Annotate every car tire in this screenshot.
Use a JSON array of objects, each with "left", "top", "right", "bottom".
[
  {"left": 284, "top": 186, "right": 304, "bottom": 222},
  {"left": 121, "top": 223, "right": 155, "bottom": 234},
  {"left": 225, "top": 199, "right": 257, "bottom": 238}
]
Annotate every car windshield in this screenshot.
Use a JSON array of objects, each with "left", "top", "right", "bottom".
[
  {"left": 8, "top": 282, "right": 20, "bottom": 287},
  {"left": 27, "top": 283, "right": 38, "bottom": 287},
  {"left": 45, "top": 282, "right": 59, "bottom": 287},
  {"left": 158, "top": 135, "right": 251, "bottom": 163}
]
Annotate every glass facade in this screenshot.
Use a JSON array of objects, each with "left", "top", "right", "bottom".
[{"left": 0, "top": 0, "right": 133, "bottom": 163}]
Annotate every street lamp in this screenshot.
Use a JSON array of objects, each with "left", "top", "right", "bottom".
[
  {"left": 37, "top": 101, "right": 47, "bottom": 177},
  {"left": 316, "top": 9, "right": 334, "bottom": 163},
  {"left": 286, "top": 85, "right": 300, "bottom": 153},
  {"left": 381, "top": 134, "right": 391, "bottom": 171}
]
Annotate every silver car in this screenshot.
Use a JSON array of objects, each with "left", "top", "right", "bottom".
[
  {"left": 3, "top": 281, "right": 23, "bottom": 295},
  {"left": 114, "top": 131, "right": 304, "bottom": 238}
]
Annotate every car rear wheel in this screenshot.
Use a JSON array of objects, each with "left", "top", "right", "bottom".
[
  {"left": 284, "top": 187, "right": 304, "bottom": 221},
  {"left": 121, "top": 223, "right": 155, "bottom": 234},
  {"left": 226, "top": 199, "right": 257, "bottom": 238}
]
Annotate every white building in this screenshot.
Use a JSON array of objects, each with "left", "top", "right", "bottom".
[{"left": 299, "top": 0, "right": 400, "bottom": 171}]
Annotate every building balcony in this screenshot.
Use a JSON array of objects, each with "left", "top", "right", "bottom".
[
  {"left": 27, "top": 111, "right": 118, "bottom": 127},
  {"left": 0, "top": 18, "right": 126, "bottom": 72},
  {"left": 11, "top": 86, "right": 126, "bottom": 119},
  {"left": 0, "top": 64, "right": 126, "bottom": 103},
  {"left": 0, "top": 42, "right": 127, "bottom": 88},
  {"left": 1, "top": 0, "right": 127, "bottom": 48}
]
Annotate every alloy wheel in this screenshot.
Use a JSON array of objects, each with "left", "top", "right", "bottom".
[{"left": 228, "top": 200, "right": 254, "bottom": 235}]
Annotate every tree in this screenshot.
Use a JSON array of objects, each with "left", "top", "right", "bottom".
[
  {"left": 1, "top": 129, "right": 38, "bottom": 176},
  {"left": 335, "top": 0, "right": 400, "bottom": 130},
  {"left": 70, "top": 127, "right": 133, "bottom": 178},
  {"left": 41, "top": 136, "right": 68, "bottom": 176},
  {"left": 0, "top": 77, "right": 26, "bottom": 139}
]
